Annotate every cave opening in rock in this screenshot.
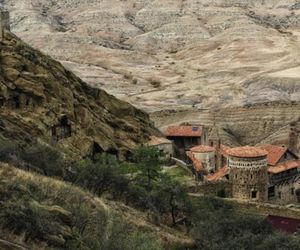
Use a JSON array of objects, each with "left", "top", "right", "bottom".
[
  {"left": 13, "top": 95, "right": 20, "bottom": 109},
  {"left": 92, "top": 142, "right": 104, "bottom": 161},
  {"left": 51, "top": 115, "right": 72, "bottom": 141}
]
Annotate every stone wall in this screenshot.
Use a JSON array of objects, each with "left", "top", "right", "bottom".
[
  {"left": 228, "top": 199, "right": 300, "bottom": 220},
  {"left": 189, "top": 181, "right": 232, "bottom": 197},
  {"left": 269, "top": 180, "right": 299, "bottom": 205},
  {"left": 229, "top": 156, "right": 268, "bottom": 202},
  {"left": 155, "top": 143, "right": 174, "bottom": 158},
  {"left": 193, "top": 151, "right": 215, "bottom": 173}
]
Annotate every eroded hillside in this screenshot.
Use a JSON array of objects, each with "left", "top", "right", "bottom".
[
  {"left": 0, "top": 31, "right": 158, "bottom": 158},
  {"left": 2, "top": 0, "right": 300, "bottom": 112}
]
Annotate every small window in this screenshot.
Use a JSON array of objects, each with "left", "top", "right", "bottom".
[
  {"left": 251, "top": 191, "right": 257, "bottom": 199},
  {"left": 192, "top": 126, "right": 198, "bottom": 131},
  {"left": 278, "top": 192, "right": 281, "bottom": 199},
  {"left": 268, "top": 186, "right": 275, "bottom": 198},
  {"left": 291, "top": 188, "right": 295, "bottom": 195}
]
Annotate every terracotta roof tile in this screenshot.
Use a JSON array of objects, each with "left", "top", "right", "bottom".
[
  {"left": 220, "top": 144, "right": 231, "bottom": 156},
  {"left": 190, "top": 145, "right": 215, "bottom": 153},
  {"left": 165, "top": 126, "right": 202, "bottom": 137},
  {"left": 187, "top": 151, "right": 203, "bottom": 172},
  {"left": 206, "top": 166, "right": 230, "bottom": 182},
  {"left": 260, "top": 144, "right": 288, "bottom": 166},
  {"left": 147, "top": 136, "right": 172, "bottom": 146},
  {"left": 226, "top": 146, "right": 268, "bottom": 158},
  {"left": 268, "top": 160, "right": 300, "bottom": 174}
]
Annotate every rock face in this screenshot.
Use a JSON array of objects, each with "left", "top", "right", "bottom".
[
  {"left": 152, "top": 102, "right": 300, "bottom": 153},
  {"left": 0, "top": 31, "right": 158, "bottom": 158},
  {"left": 2, "top": 0, "right": 300, "bottom": 112}
]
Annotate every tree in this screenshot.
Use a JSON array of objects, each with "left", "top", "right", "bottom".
[
  {"left": 72, "top": 153, "right": 122, "bottom": 196},
  {"left": 132, "top": 146, "right": 164, "bottom": 191},
  {"left": 153, "top": 176, "right": 190, "bottom": 226}
]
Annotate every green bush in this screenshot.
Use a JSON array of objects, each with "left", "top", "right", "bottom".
[{"left": 20, "top": 144, "right": 65, "bottom": 176}]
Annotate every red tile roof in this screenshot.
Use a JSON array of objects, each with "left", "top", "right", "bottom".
[
  {"left": 206, "top": 166, "right": 230, "bottom": 182},
  {"left": 147, "top": 136, "right": 172, "bottom": 146},
  {"left": 220, "top": 144, "right": 231, "bottom": 157},
  {"left": 268, "top": 160, "right": 300, "bottom": 174},
  {"left": 165, "top": 126, "right": 202, "bottom": 137},
  {"left": 187, "top": 151, "right": 203, "bottom": 172},
  {"left": 267, "top": 215, "right": 300, "bottom": 234},
  {"left": 190, "top": 145, "right": 215, "bottom": 153},
  {"left": 226, "top": 146, "right": 268, "bottom": 158},
  {"left": 260, "top": 144, "right": 288, "bottom": 166}
]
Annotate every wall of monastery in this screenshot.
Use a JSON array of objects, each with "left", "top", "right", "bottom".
[
  {"left": 268, "top": 180, "right": 299, "bottom": 205},
  {"left": 229, "top": 156, "right": 268, "bottom": 202},
  {"left": 193, "top": 151, "right": 215, "bottom": 173}
]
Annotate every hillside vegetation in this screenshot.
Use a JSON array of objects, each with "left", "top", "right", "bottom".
[{"left": 0, "top": 139, "right": 300, "bottom": 250}]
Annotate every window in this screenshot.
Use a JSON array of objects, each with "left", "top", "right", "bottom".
[
  {"left": 251, "top": 191, "right": 257, "bottom": 199},
  {"left": 291, "top": 188, "right": 295, "bottom": 195},
  {"left": 192, "top": 126, "right": 199, "bottom": 131},
  {"left": 268, "top": 186, "right": 275, "bottom": 198},
  {"left": 278, "top": 192, "right": 281, "bottom": 199}
]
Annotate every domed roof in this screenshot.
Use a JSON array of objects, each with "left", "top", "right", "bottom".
[
  {"left": 190, "top": 145, "right": 215, "bottom": 153},
  {"left": 226, "top": 146, "right": 268, "bottom": 158}
]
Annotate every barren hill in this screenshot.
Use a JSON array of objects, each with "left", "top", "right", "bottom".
[{"left": 3, "top": 0, "right": 300, "bottom": 113}]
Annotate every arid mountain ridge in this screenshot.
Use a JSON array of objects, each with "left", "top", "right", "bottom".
[
  {"left": 2, "top": 0, "right": 300, "bottom": 148},
  {"left": 3, "top": 0, "right": 300, "bottom": 110}
]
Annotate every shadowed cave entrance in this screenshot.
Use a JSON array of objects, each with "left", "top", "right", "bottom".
[
  {"left": 51, "top": 115, "right": 72, "bottom": 142},
  {"left": 91, "top": 142, "right": 119, "bottom": 161}
]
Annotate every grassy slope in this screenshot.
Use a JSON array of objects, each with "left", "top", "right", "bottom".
[{"left": 0, "top": 163, "right": 193, "bottom": 249}]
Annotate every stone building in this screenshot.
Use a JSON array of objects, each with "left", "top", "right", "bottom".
[
  {"left": 262, "top": 144, "right": 300, "bottom": 205},
  {"left": 165, "top": 125, "right": 202, "bottom": 158},
  {"left": 147, "top": 136, "right": 174, "bottom": 158},
  {"left": 0, "top": 10, "right": 10, "bottom": 40},
  {"left": 206, "top": 144, "right": 300, "bottom": 204},
  {"left": 227, "top": 146, "right": 269, "bottom": 202},
  {"left": 189, "top": 145, "right": 216, "bottom": 173}
]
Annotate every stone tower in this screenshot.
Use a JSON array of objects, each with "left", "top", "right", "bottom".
[
  {"left": 227, "top": 146, "right": 268, "bottom": 203},
  {"left": 208, "top": 125, "right": 222, "bottom": 170},
  {"left": 0, "top": 10, "right": 10, "bottom": 40}
]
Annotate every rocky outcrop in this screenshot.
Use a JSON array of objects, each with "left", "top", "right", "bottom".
[{"left": 0, "top": 31, "right": 159, "bottom": 159}]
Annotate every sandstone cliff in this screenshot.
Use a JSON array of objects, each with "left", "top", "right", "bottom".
[{"left": 0, "top": 30, "right": 158, "bottom": 158}]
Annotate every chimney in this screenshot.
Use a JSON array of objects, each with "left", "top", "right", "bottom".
[{"left": 0, "top": 10, "right": 10, "bottom": 40}]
